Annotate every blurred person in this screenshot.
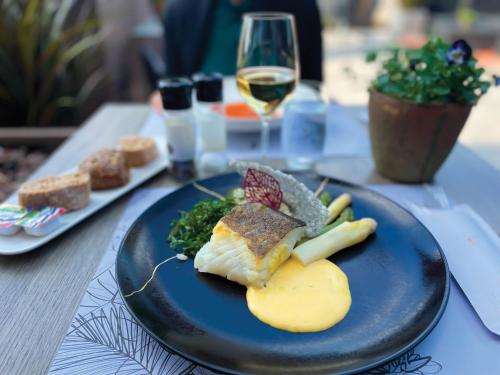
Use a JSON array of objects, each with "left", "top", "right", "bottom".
[{"left": 162, "top": 0, "right": 323, "bottom": 81}]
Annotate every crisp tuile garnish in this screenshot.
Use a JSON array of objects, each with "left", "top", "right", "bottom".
[
  {"left": 243, "top": 168, "right": 283, "bottom": 210},
  {"left": 230, "top": 161, "right": 329, "bottom": 236}
]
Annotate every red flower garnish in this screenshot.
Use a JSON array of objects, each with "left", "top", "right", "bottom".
[{"left": 243, "top": 168, "right": 283, "bottom": 210}]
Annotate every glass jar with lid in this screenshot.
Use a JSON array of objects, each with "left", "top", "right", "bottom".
[
  {"left": 193, "top": 72, "right": 227, "bottom": 174},
  {"left": 158, "top": 77, "right": 196, "bottom": 180}
]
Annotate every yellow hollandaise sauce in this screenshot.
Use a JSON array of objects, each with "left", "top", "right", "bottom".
[{"left": 246, "top": 258, "right": 351, "bottom": 332}]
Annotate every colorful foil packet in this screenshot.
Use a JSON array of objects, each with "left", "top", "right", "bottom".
[
  {"left": 0, "top": 204, "right": 28, "bottom": 236},
  {"left": 17, "top": 207, "right": 66, "bottom": 228},
  {"left": 0, "top": 205, "right": 66, "bottom": 237},
  {"left": 17, "top": 207, "right": 66, "bottom": 237}
]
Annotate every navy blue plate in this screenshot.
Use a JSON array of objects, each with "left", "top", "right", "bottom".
[{"left": 116, "top": 173, "right": 449, "bottom": 374}]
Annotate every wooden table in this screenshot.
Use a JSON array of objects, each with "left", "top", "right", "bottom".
[{"left": 1, "top": 104, "right": 500, "bottom": 375}]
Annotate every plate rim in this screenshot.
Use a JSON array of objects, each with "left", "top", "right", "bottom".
[{"left": 116, "top": 172, "right": 450, "bottom": 375}]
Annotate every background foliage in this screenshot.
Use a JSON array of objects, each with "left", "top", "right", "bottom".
[
  {"left": 367, "top": 37, "right": 491, "bottom": 106},
  {"left": 0, "top": 0, "right": 105, "bottom": 126}
]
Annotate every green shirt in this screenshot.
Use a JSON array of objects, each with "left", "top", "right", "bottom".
[{"left": 200, "top": 0, "right": 252, "bottom": 75}]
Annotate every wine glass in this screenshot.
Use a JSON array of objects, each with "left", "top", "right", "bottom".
[{"left": 236, "top": 12, "right": 300, "bottom": 160}]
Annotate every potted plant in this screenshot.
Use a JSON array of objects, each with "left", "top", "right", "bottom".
[
  {"left": 0, "top": 0, "right": 104, "bottom": 128},
  {"left": 366, "top": 37, "right": 497, "bottom": 182}
]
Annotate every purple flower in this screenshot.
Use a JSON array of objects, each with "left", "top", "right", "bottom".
[
  {"left": 494, "top": 75, "right": 500, "bottom": 87},
  {"left": 446, "top": 40, "right": 472, "bottom": 65}
]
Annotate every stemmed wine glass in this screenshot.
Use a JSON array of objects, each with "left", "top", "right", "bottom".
[{"left": 236, "top": 12, "right": 300, "bottom": 160}]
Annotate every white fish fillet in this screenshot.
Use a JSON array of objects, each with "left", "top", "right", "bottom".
[{"left": 194, "top": 221, "right": 304, "bottom": 287}]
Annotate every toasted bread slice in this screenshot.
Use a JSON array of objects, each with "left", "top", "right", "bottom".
[
  {"left": 19, "top": 172, "right": 90, "bottom": 210},
  {"left": 119, "top": 135, "right": 158, "bottom": 167},
  {"left": 79, "top": 148, "right": 129, "bottom": 190}
]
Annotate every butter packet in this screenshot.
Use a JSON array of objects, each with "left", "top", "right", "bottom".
[
  {"left": 17, "top": 207, "right": 66, "bottom": 237},
  {"left": 0, "top": 204, "right": 28, "bottom": 236}
]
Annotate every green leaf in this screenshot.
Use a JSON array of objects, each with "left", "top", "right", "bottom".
[
  {"left": 367, "top": 36, "right": 489, "bottom": 104},
  {"left": 49, "top": 0, "right": 76, "bottom": 40},
  {"left": 39, "top": 96, "right": 77, "bottom": 126},
  {"left": 377, "top": 74, "right": 390, "bottom": 85},
  {"left": 18, "top": 0, "right": 42, "bottom": 99},
  {"left": 60, "top": 32, "right": 103, "bottom": 65},
  {"left": 479, "top": 81, "right": 490, "bottom": 94},
  {"left": 414, "top": 93, "right": 425, "bottom": 103},
  {"left": 366, "top": 51, "right": 378, "bottom": 62},
  {"left": 319, "top": 192, "right": 332, "bottom": 207},
  {"left": 431, "top": 86, "right": 450, "bottom": 96},
  {"left": 0, "top": 48, "right": 25, "bottom": 101},
  {"left": 41, "top": 18, "right": 100, "bottom": 66},
  {"left": 406, "top": 49, "right": 422, "bottom": 60},
  {"left": 463, "top": 90, "right": 478, "bottom": 104},
  {"left": 37, "top": 32, "right": 104, "bottom": 112}
]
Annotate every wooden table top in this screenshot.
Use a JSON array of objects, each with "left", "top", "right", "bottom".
[{"left": 1, "top": 104, "right": 500, "bottom": 375}]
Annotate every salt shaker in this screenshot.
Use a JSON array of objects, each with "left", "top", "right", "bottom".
[
  {"left": 158, "top": 78, "right": 196, "bottom": 180},
  {"left": 193, "top": 73, "right": 227, "bottom": 174}
]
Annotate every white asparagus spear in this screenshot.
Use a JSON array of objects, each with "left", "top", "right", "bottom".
[
  {"left": 292, "top": 218, "right": 378, "bottom": 266},
  {"left": 326, "top": 193, "right": 352, "bottom": 224}
]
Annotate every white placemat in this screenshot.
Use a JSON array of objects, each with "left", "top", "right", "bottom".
[
  {"left": 409, "top": 204, "right": 500, "bottom": 336},
  {"left": 48, "top": 184, "right": 500, "bottom": 374},
  {"left": 143, "top": 101, "right": 371, "bottom": 161}
]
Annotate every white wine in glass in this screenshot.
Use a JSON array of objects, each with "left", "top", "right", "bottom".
[{"left": 236, "top": 13, "right": 299, "bottom": 159}]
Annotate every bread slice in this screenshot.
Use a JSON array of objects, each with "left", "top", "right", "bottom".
[
  {"left": 19, "top": 172, "right": 91, "bottom": 210},
  {"left": 79, "top": 148, "right": 129, "bottom": 190},
  {"left": 119, "top": 135, "right": 158, "bottom": 167}
]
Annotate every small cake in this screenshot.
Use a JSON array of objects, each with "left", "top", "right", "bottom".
[
  {"left": 19, "top": 172, "right": 91, "bottom": 210},
  {"left": 79, "top": 148, "right": 130, "bottom": 190},
  {"left": 118, "top": 135, "right": 158, "bottom": 167}
]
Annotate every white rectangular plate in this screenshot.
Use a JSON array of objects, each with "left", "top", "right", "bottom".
[{"left": 0, "top": 137, "right": 168, "bottom": 255}]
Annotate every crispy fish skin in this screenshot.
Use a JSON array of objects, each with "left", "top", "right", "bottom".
[
  {"left": 221, "top": 203, "right": 305, "bottom": 257},
  {"left": 194, "top": 203, "right": 306, "bottom": 287}
]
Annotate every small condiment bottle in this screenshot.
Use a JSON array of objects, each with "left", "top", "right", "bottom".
[
  {"left": 158, "top": 78, "right": 196, "bottom": 180},
  {"left": 193, "top": 73, "right": 227, "bottom": 174}
]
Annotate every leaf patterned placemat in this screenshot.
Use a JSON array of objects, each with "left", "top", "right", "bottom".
[{"left": 49, "top": 188, "right": 212, "bottom": 375}]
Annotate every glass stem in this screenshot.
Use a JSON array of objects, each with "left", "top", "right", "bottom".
[{"left": 260, "top": 115, "right": 271, "bottom": 161}]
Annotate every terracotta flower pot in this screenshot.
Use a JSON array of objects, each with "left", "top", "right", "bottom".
[{"left": 368, "top": 90, "right": 472, "bottom": 183}]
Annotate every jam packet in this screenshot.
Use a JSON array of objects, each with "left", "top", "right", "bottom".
[
  {"left": 0, "top": 204, "right": 28, "bottom": 236},
  {"left": 17, "top": 207, "right": 66, "bottom": 237}
]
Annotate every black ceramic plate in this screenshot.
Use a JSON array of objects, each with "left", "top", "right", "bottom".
[{"left": 116, "top": 173, "right": 449, "bottom": 374}]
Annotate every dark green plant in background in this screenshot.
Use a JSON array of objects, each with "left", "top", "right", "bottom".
[
  {"left": 0, "top": 0, "right": 105, "bottom": 126},
  {"left": 366, "top": 37, "right": 493, "bottom": 106}
]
